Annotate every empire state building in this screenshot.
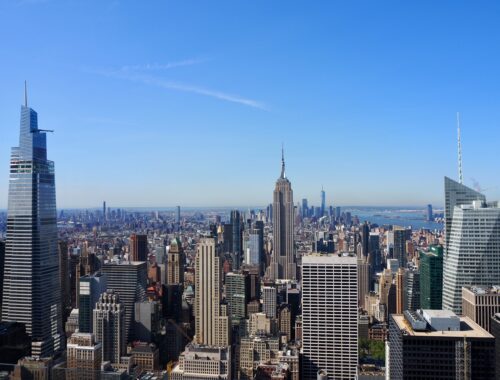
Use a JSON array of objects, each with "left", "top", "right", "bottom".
[{"left": 270, "top": 150, "right": 296, "bottom": 280}]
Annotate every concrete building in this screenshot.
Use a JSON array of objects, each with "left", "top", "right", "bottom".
[
  {"left": 93, "top": 291, "right": 126, "bottom": 364},
  {"left": 462, "top": 285, "right": 500, "bottom": 332},
  {"left": 167, "top": 237, "right": 185, "bottom": 285},
  {"left": 388, "top": 309, "right": 495, "bottom": 379},
  {"left": 134, "top": 300, "right": 161, "bottom": 342},
  {"left": 225, "top": 272, "right": 248, "bottom": 326},
  {"left": 491, "top": 313, "right": 500, "bottom": 380},
  {"left": 262, "top": 286, "right": 277, "bottom": 319},
  {"left": 239, "top": 335, "right": 280, "bottom": 380},
  {"left": 129, "top": 234, "right": 148, "bottom": 262},
  {"left": 66, "top": 333, "right": 102, "bottom": 380},
  {"left": 79, "top": 272, "right": 107, "bottom": 334},
  {"left": 170, "top": 344, "right": 231, "bottom": 380},
  {"left": 301, "top": 254, "right": 358, "bottom": 380}
]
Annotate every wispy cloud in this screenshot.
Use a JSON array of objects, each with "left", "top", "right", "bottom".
[
  {"left": 119, "top": 58, "right": 207, "bottom": 72},
  {"left": 89, "top": 67, "right": 267, "bottom": 110}
]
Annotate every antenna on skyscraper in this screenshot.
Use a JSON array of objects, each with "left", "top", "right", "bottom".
[
  {"left": 457, "top": 112, "right": 463, "bottom": 184},
  {"left": 24, "top": 80, "right": 28, "bottom": 107}
]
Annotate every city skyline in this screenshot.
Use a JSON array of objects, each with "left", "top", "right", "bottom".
[{"left": 2, "top": 1, "right": 500, "bottom": 208}]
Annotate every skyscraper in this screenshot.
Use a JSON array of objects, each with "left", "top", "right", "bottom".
[
  {"left": 93, "top": 290, "right": 126, "bottom": 364},
  {"left": 442, "top": 178, "right": 500, "bottom": 314},
  {"left": 230, "top": 210, "right": 242, "bottom": 269},
  {"left": 176, "top": 205, "right": 181, "bottom": 232},
  {"left": 101, "top": 261, "right": 147, "bottom": 342},
  {"left": 79, "top": 272, "right": 107, "bottom": 334},
  {"left": 301, "top": 254, "right": 358, "bottom": 380},
  {"left": 167, "top": 237, "right": 185, "bottom": 285},
  {"left": 270, "top": 149, "right": 295, "bottom": 280},
  {"left": 129, "top": 233, "right": 148, "bottom": 262},
  {"left": 320, "top": 187, "right": 326, "bottom": 217},
  {"left": 301, "top": 198, "right": 308, "bottom": 219},
  {"left": 1, "top": 88, "right": 63, "bottom": 357},
  {"left": 426, "top": 204, "right": 433, "bottom": 222},
  {"left": 419, "top": 245, "right": 443, "bottom": 310},
  {"left": 194, "top": 237, "right": 230, "bottom": 346},
  {"left": 225, "top": 272, "right": 248, "bottom": 326},
  {"left": 393, "top": 227, "right": 407, "bottom": 268}
]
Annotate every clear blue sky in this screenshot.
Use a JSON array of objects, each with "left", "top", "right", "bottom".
[{"left": 1, "top": 0, "right": 500, "bottom": 208}]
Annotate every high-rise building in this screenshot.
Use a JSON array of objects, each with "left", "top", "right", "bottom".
[
  {"left": 357, "top": 258, "right": 370, "bottom": 309},
  {"left": 66, "top": 333, "right": 102, "bottom": 380},
  {"left": 320, "top": 187, "right": 326, "bottom": 217},
  {"left": 194, "top": 237, "right": 230, "bottom": 346},
  {"left": 396, "top": 268, "right": 405, "bottom": 314},
  {"left": 170, "top": 344, "right": 231, "bottom": 380},
  {"left": 462, "top": 286, "right": 500, "bottom": 333},
  {"left": 59, "top": 241, "right": 70, "bottom": 324},
  {"left": 79, "top": 272, "right": 107, "bottom": 334},
  {"left": 101, "top": 261, "right": 147, "bottom": 342},
  {"left": 225, "top": 272, "right": 248, "bottom": 326},
  {"left": 239, "top": 335, "right": 280, "bottom": 380},
  {"left": 442, "top": 178, "right": 500, "bottom": 314},
  {"left": 270, "top": 149, "right": 295, "bottom": 280},
  {"left": 419, "top": 245, "right": 443, "bottom": 310},
  {"left": 176, "top": 205, "right": 181, "bottom": 231},
  {"left": 93, "top": 290, "right": 126, "bottom": 364},
  {"left": 167, "top": 237, "right": 185, "bottom": 285},
  {"left": 393, "top": 227, "right": 407, "bottom": 269},
  {"left": 103, "top": 201, "right": 106, "bottom": 221},
  {"left": 388, "top": 310, "right": 495, "bottom": 379},
  {"left": 134, "top": 300, "right": 161, "bottom": 342},
  {"left": 230, "top": 210, "right": 243, "bottom": 269},
  {"left": 404, "top": 269, "right": 420, "bottom": 311},
  {"left": 129, "top": 233, "right": 148, "bottom": 262},
  {"left": 361, "top": 222, "right": 370, "bottom": 257},
  {"left": 246, "top": 227, "right": 262, "bottom": 266},
  {"left": 0, "top": 240, "right": 4, "bottom": 317},
  {"left": 262, "top": 286, "right": 277, "bottom": 319},
  {"left": 427, "top": 204, "right": 433, "bottom": 222},
  {"left": 1, "top": 90, "right": 63, "bottom": 357},
  {"left": 491, "top": 313, "right": 500, "bottom": 380},
  {"left": 301, "top": 198, "right": 308, "bottom": 219},
  {"left": 301, "top": 254, "right": 358, "bottom": 380}
]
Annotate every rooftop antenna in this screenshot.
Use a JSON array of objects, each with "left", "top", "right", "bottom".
[
  {"left": 281, "top": 143, "right": 286, "bottom": 179},
  {"left": 24, "top": 80, "right": 28, "bottom": 107},
  {"left": 457, "top": 112, "right": 463, "bottom": 184}
]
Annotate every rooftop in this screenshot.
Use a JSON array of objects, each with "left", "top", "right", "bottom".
[{"left": 463, "top": 285, "right": 500, "bottom": 295}]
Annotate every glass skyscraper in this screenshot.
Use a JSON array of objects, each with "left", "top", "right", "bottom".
[{"left": 1, "top": 93, "right": 62, "bottom": 357}]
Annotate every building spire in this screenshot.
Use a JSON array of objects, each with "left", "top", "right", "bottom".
[
  {"left": 24, "top": 80, "right": 28, "bottom": 107},
  {"left": 281, "top": 144, "right": 286, "bottom": 178},
  {"left": 457, "top": 112, "right": 463, "bottom": 184}
]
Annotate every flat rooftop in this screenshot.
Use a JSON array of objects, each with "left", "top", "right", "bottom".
[
  {"left": 463, "top": 285, "right": 500, "bottom": 295},
  {"left": 392, "top": 315, "right": 493, "bottom": 339},
  {"left": 302, "top": 252, "right": 356, "bottom": 264}
]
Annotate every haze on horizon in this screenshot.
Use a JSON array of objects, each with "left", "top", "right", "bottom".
[{"left": 1, "top": 0, "right": 500, "bottom": 209}]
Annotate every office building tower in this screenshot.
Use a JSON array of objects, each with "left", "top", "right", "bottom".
[
  {"left": 396, "top": 268, "right": 405, "bottom": 314},
  {"left": 361, "top": 222, "right": 370, "bottom": 257},
  {"left": 404, "top": 269, "right": 420, "bottom": 311},
  {"left": 11, "top": 357, "right": 53, "bottom": 380},
  {"left": 320, "top": 187, "right": 326, "bottom": 217},
  {"left": 194, "top": 237, "right": 230, "bottom": 346},
  {"left": 176, "top": 205, "right": 181, "bottom": 231},
  {"left": 419, "top": 245, "right": 443, "bottom": 309},
  {"left": 271, "top": 149, "right": 295, "bottom": 280},
  {"left": 66, "top": 333, "right": 102, "bottom": 380},
  {"left": 388, "top": 309, "right": 495, "bottom": 379},
  {"left": 357, "top": 258, "right": 370, "bottom": 308},
  {"left": 230, "top": 210, "right": 243, "bottom": 269},
  {"left": 302, "top": 198, "right": 308, "bottom": 218},
  {"left": 170, "top": 344, "right": 231, "bottom": 380},
  {"left": 1, "top": 90, "right": 63, "bottom": 358},
  {"left": 427, "top": 204, "right": 433, "bottom": 221},
  {"left": 246, "top": 227, "right": 262, "bottom": 266},
  {"left": 167, "top": 237, "right": 185, "bottom": 285},
  {"left": 0, "top": 240, "right": 4, "bottom": 317},
  {"left": 134, "top": 300, "right": 160, "bottom": 342},
  {"left": 393, "top": 227, "right": 407, "bottom": 268},
  {"left": 79, "top": 272, "right": 107, "bottom": 334},
  {"left": 129, "top": 233, "right": 148, "bottom": 262},
  {"left": 262, "top": 286, "right": 277, "bottom": 319},
  {"left": 0, "top": 321, "right": 31, "bottom": 364},
  {"left": 103, "top": 201, "right": 106, "bottom": 221},
  {"left": 278, "top": 304, "right": 291, "bottom": 342},
  {"left": 491, "top": 314, "right": 500, "bottom": 380},
  {"left": 101, "top": 261, "right": 147, "bottom": 342},
  {"left": 301, "top": 254, "right": 358, "bottom": 380},
  {"left": 462, "top": 286, "right": 500, "bottom": 333},
  {"left": 59, "top": 241, "right": 70, "bottom": 323},
  {"left": 93, "top": 290, "right": 126, "bottom": 364},
  {"left": 442, "top": 178, "right": 500, "bottom": 314},
  {"left": 226, "top": 272, "right": 248, "bottom": 326}
]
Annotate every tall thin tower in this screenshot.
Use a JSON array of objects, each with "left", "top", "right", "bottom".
[
  {"left": 1, "top": 84, "right": 62, "bottom": 357},
  {"left": 457, "top": 112, "right": 463, "bottom": 184},
  {"left": 270, "top": 147, "right": 295, "bottom": 280},
  {"left": 320, "top": 186, "right": 326, "bottom": 217}
]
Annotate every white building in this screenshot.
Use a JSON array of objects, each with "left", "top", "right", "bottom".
[
  {"left": 170, "top": 344, "right": 231, "bottom": 380},
  {"left": 301, "top": 253, "right": 358, "bottom": 380}
]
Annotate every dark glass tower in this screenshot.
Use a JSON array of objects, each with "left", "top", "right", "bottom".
[{"left": 1, "top": 87, "right": 62, "bottom": 357}]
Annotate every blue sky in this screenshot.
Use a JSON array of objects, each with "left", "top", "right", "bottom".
[{"left": 1, "top": 0, "right": 500, "bottom": 208}]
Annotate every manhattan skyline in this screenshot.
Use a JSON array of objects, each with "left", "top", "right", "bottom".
[{"left": 1, "top": 1, "right": 500, "bottom": 208}]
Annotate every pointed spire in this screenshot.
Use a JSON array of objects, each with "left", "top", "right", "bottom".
[
  {"left": 457, "top": 112, "right": 463, "bottom": 184},
  {"left": 24, "top": 80, "right": 28, "bottom": 107},
  {"left": 281, "top": 144, "right": 286, "bottom": 178}
]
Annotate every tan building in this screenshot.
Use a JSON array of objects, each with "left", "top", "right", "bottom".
[
  {"left": 396, "top": 268, "right": 405, "bottom": 314},
  {"left": 357, "top": 257, "right": 370, "bottom": 309},
  {"left": 11, "top": 357, "right": 52, "bottom": 380},
  {"left": 66, "top": 333, "right": 102, "bottom": 380},
  {"left": 170, "top": 344, "right": 231, "bottom": 380},
  {"left": 278, "top": 305, "right": 291, "bottom": 342},
  {"left": 194, "top": 237, "right": 230, "bottom": 346},
  {"left": 239, "top": 335, "right": 280, "bottom": 380},
  {"left": 167, "top": 238, "right": 185, "bottom": 285},
  {"left": 462, "top": 285, "right": 500, "bottom": 332},
  {"left": 131, "top": 342, "right": 159, "bottom": 371}
]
